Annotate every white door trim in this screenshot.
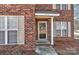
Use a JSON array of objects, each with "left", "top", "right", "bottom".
[{"left": 38, "top": 21, "right": 47, "bottom": 40}]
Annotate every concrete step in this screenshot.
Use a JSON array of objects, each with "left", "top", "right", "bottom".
[
  {"left": 36, "top": 40, "right": 50, "bottom": 45},
  {"left": 35, "top": 46, "right": 58, "bottom": 55}
]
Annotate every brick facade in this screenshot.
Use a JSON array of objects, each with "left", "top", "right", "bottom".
[
  {"left": 0, "top": 4, "right": 36, "bottom": 54},
  {"left": 35, "top": 4, "right": 74, "bottom": 43},
  {"left": 53, "top": 8, "right": 74, "bottom": 41},
  {"left": 35, "top": 4, "right": 52, "bottom": 11},
  {"left": 0, "top": 4, "right": 74, "bottom": 54}
]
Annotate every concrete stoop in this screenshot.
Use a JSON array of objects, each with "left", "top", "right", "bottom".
[
  {"left": 36, "top": 40, "right": 50, "bottom": 45},
  {"left": 35, "top": 46, "right": 58, "bottom": 55}
]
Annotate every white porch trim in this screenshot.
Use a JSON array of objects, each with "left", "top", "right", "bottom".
[
  {"left": 51, "top": 17, "right": 54, "bottom": 45},
  {"left": 35, "top": 13, "right": 60, "bottom": 16},
  {"left": 35, "top": 12, "right": 60, "bottom": 45}
]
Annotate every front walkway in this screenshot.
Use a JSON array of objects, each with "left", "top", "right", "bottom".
[{"left": 35, "top": 46, "right": 57, "bottom": 55}]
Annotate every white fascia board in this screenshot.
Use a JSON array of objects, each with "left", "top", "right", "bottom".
[{"left": 35, "top": 13, "right": 60, "bottom": 16}]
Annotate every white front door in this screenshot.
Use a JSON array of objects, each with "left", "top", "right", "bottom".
[{"left": 38, "top": 21, "right": 47, "bottom": 40}]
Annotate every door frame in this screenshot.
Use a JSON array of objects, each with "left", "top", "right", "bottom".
[{"left": 37, "top": 21, "right": 47, "bottom": 40}]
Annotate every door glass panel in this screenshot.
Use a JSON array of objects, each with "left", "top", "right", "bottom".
[
  {"left": 39, "top": 23, "right": 46, "bottom": 33},
  {"left": 38, "top": 21, "right": 47, "bottom": 40},
  {"left": 39, "top": 34, "right": 46, "bottom": 39}
]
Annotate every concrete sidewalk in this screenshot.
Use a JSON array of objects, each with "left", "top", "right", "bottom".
[{"left": 35, "top": 46, "right": 58, "bottom": 55}]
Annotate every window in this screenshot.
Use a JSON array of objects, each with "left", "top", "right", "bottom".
[
  {"left": 8, "top": 31, "right": 17, "bottom": 44},
  {"left": 74, "top": 5, "right": 79, "bottom": 39},
  {"left": 56, "top": 4, "right": 60, "bottom": 10},
  {"left": 0, "top": 31, "right": 5, "bottom": 44},
  {"left": 62, "top": 22, "right": 67, "bottom": 36},
  {"left": 55, "top": 22, "right": 61, "bottom": 37},
  {"left": 0, "top": 16, "right": 24, "bottom": 45},
  {"left": 62, "top": 4, "right": 68, "bottom": 10},
  {"left": 74, "top": 20, "right": 79, "bottom": 39},
  {"left": 56, "top": 4, "right": 68, "bottom": 10},
  {"left": 53, "top": 21, "right": 71, "bottom": 37}
]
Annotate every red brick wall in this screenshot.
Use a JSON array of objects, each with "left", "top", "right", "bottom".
[
  {"left": 35, "top": 4, "right": 74, "bottom": 48},
  {"left": 35, "top": 4, "right": 74, "bottom": 41},
  {"left": 53, "top": 5, "right": 74, "bottom": 41},
  {"left": 0, "top": 4, "right": 74, "bottom": 54},
  {"left": 0, "top": 4, "right": 36, "bottom": 52},
  {"left": 35, "top": 4, "right": 52, "bottom": 11}
]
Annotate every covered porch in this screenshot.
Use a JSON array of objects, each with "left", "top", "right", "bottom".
[{"left": 35, "top": 10, "right": 60, "bottom": 46}]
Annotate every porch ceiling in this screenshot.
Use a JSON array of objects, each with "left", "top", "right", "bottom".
[{"left": 35, "top": 10, "right": 60, "bottom": 17}]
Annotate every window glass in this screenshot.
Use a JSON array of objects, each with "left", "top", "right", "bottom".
[
  {"left": 0, "top": 16, "right": 24, "bottom": 44},
  {"left": 74, "top": 20, "right": 79, "bottom": 39},
  {"left": 56, "top": 4, "right": 60, "bottom": 9},
  {"left": 56, "top": 30, "right": 61, "bottom": 37},
  {"left": 62, "top": 22, "right": 67, "bottom": 37},
  {"left": 62, "top": 30, "right": 67, "bottom": 37},
  {"left": 53, "top": 22, "right": 56, "bottom": 37},
  {"left": 62, "top": 4, "right": 68, "bottom": 10},
  {"left": 0, "top": 31, "right": 5, "bottom": 44},
  {"left": 54, "top": 21, "right": 69, "bottom": 37},
  {"left": 7, "top": 16, "right": 18, "bottom": 29},
  {"left": 56, "top": 4, "right": 68, "bottom": 10},
  {"left": 56, "top": 22, "right": 61, "bottom": 30},
  {"left": 56, "top": 22, "right": 61, "bottom": 37},
  {"left": 62, "top": 22, "right": 67, "bottom": 30},
  {"left": 54, "top": 22, "right": 61, "bottom": 37},
  {"left": 0, "top": 16, "right": 5, "bottom": 29},
  {"left": 8, "top": 31, "right": 17, "bottom": 44},
  {"left": 74, "top": 4, "right": 79, "bottom": 39}
]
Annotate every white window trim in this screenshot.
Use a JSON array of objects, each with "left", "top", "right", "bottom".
[
  {"left": 61, "top": 22, "right": 63, "bottom": 36},
  {"left": 56, "top": 4, "right": 70, "bottom": 10},
  {"left": 0, "top": 16, "right": 24, "bottom": 45},
  {"left": 5, "top": 16, "right": 8, "bottom": 44},
  {"left": 60, "top": 4, "right": 62, "bottom": 10},
  {"left": 68, "top": 4, "right": 71, "bottom": 10},
  {"left": 61, "top": 22, "right": 68, "bottom": 37},
  {"left": 0, "top": 16, "right": 19, "bottom": 45},
  {"left": 60, "top": 22, "right": 64, "bottom": 37},
  {"left": 56, "top": 22, "right": 71, "bottom": 37},
  {"left": 60, "top": 4, "right": 68, "bottom": 10},
  {"left": 53, "top": 4, "right": 56, "bottom": 9},
  {"left": 56, "top": 4, "right": 62, "bottom": 10},
  {"left": 68, "top": 22, "right": 71, "bottom": 37}
]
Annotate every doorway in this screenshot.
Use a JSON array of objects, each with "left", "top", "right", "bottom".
[{"left": 38, "top": 21, "right": 47, "bottom": 40}]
